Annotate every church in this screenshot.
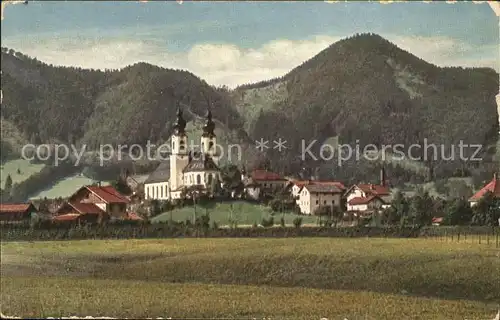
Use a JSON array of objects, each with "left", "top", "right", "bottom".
[{"left": 143, "top": 107, "right": 221, "bottom": 200}]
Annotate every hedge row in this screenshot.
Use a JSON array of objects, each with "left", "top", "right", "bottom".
[{"left": 0, "top": 223, "right": 497, "bottom": 241}]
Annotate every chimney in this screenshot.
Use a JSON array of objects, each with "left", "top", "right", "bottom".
[{"left": 380, "top": 167, "right": 386, "bottom": 187}]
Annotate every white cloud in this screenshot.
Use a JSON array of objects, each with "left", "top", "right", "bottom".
[{"left": 2, "top": 32, "right": 497, "bottom": 89}]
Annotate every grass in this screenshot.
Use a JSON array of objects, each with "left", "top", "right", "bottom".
[
  {"left": 30, "top": 174, "right": 110, "bottom": 200},
  {"left": 0, "top": 159, "right": 45, "bottom": 189},
  {"left": 151, "top": 201, "right": 318, "bottom": 226},
  {"left": 1, "top": 238, "right": 499, "bottom": 319}
]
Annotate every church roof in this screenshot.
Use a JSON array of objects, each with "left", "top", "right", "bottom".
[
  {"left": 144, "top": 162, "right": 171, "bottom": 184},
  {"left": 183, "top": 156, "right": 218, "bottom": 173}
]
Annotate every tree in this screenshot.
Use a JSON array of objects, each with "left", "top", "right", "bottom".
[
  {"left": 149, "top": 200, "right": 162, "bottom": 217},
  {"left": 383, "top": 190, "right": 408, "bottom": 225},
  {"left": 210, "top": 174, "right": 222, "bottom": 197},
  {"left": 112, "top": 174, "right": 132, "bottom": 196},
  {"left": 442, "top": 198, "right": 473, "bottom": 226},
  {"left": 197, "top": 194, "right": 216, "bottom": 216},
  {"left": 447, "top": 180, "right": 472, "bottom": 200},
  {"left": 472, "top": 192, "right": 500, "bottom": 226},
  {"left": 408, "top": 189, "right": 434, "bottom": 226},
  {"left": 4, "top": 174, "right": 13, "bottom": 196},
  {"left": 314, "top": 205, "right": 331, "bottom": 226},
  {"left": 330, "top": 205, "right": 343, "bottom": 227},
  {"left": 184, "top": 185, "right": 205, "bottom": 223}
]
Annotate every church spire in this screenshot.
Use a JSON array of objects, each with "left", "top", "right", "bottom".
[
  {"left": 173, "top": 106, "right": 186, "bottom": 135},
  {"left": 202, "top": 107, "right": 215, "bottom": 137}
]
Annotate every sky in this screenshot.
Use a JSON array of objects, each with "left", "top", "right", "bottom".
[{"left": 1, "top": 1, "right": 498, "bottom": 88}]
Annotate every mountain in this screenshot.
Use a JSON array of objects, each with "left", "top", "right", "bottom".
[
  {"left": 232, "top": 33, "right": 499, "bottom": 180},
  {"left": 0, "top": 48, "right": 253, "bottom": 163},
  {"left": 1, "top": 33, "right": 498, "bottom": 186}
]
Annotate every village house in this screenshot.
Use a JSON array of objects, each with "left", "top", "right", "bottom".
[
  {"left": 287, "top": 179, "right": 346, "bottom": 199},
  {"left": 345, "top": 168, "right": 391, "bottom": 213},
  {"left": 241, "top": 174, "right": 261, "bottom": 200},
  {"left": 244, "top": 169, "right": 288, "bottom": 193},
  {"left": 0, "top": 203, "right": 37, "bottom": 224},
  {"left": 64, "top": 184, "right": 129, "bottom": 220},
  {"left": 143, "top": 107, "right": 221, "bottom": 201},
  {"left": 296, "top": 184, "right": 344, "bottom": 215},
  {"left": 125, "top": 173, "right": 149, "bottom": 195},
  {"left": 53, "top": 201, "right": 107, "bottom": 224},
  {"left": 468, "top": 173, "right": 500, "bottom": 207}
]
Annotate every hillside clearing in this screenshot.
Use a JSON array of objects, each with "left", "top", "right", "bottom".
[
  {"left": 30, "top": 174, "right": 110, "bottom": 200},
  {"left": 1, "top": 238, "right": 498, "bottom": 319},
  {"left": 151, "top": 201, "right": 318, "bottom": 226},
  {"left": 0, "top": 159, "right": 45, "bottom": 188}
]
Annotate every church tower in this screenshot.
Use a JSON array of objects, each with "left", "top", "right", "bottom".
[
  {"left": 170, "top": 106, "right": 189, "bottom": 192},
  {"left": 201, "top": 107, "right": 218, "bottom": 163}
]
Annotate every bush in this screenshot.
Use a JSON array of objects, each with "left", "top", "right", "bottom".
[
  {"left": 212, "top": 221, "right": 219, "bottom": 230},
  {"left": 280, "top": 217, "right": 285, "bottom": 227},
  {"left": 261, "top": 217, "right": 274, "bottom": 228},
  {"left": 293, "top": 217, "right": 303, "bottom": 228}
]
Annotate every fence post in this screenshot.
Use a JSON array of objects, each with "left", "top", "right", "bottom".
[
  {"left": 457, "top": 231, "right": 460, "bottom": 242},
  {"left": 496, "top": 228, "right": 499, "bottom": 248}
]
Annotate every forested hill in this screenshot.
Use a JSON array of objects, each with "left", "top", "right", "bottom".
[
  {"left": 232, "top": 33, "right": 499, "bottom": 179},
  {"left": 1, "top": 33, "right": 498, "bottom": 183},
  {"left": 0, "top": 47, "right": 249, "bottom": 152}
]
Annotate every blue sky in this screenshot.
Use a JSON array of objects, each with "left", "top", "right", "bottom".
[{"left": 1, "top": 1, "right": 498, "bottom": 87}]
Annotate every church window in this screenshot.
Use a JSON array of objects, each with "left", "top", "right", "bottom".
[
  {"left": 196, "top": 174, "right": 201, "bottom": 185},
  {"left": 172, "top": 141, "right": 175, "bottom": 150},
  {"left": 165, "top": 185, "right": 168, "bottom": 196},
  {"left": 208, "top": 141, "right": 214, "bottom": 149},
  {"left": 156, "top": 186, "right": 158, "bottom": 198},
  {"left": 207, "top": 174, "right": 213, "bottom": 185}
]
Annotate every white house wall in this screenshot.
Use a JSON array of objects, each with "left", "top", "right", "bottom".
[{"left": 144, "top": 182, "right": 169, "bottom": 200}]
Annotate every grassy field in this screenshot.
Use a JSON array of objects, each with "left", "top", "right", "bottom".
[
  {"left": 0, "top": 159, "right": 45, "bottom": 189},
  {"left": 151, "top": 201, "right": 319, "bottom": 226},
  {"left": 30, "top": 175, "right": 110, "bottom": 199},
  {"left": 1, "top": 238, "right": 499, "bottom": 319}
]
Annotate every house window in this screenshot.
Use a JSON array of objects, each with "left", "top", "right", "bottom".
[
  {"left": 160, "top": 186, "right": 163, "bottom": 198},
  {"left": 165, "top": 185, "right": 168, "bottom": 196},
  {"left": 316, "top": 200, "right": 319, "bottom": 204},
  {"left": 324, "top": 200, "right": 326, "bottom": 205},
  {"left": 332, "top": 200, "right": 335, "bottom": 205},
  {"left": 156, "top": 186, "right": 158, "bottom": 198},
  {"left": 172, "top": 141, "right": 175, "bottom": 150},
  {"left": 208, "top": 141, "right": 214, "bottom": 149},
  {"left": 208, "top": 174, "right": 213, "bottom": 185},
  {"left": 197, "top": 174, "right": 201, "bottom": 185}
]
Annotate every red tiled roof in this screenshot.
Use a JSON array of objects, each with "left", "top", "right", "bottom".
[
  {"left": 432, "top": 217, "right": 444, "bottom": 224},
  {"left": 85, "top": 185, "right": 129, "bottom": 204},
  {"left": 292, "top": 180, "right": 346, "bottom": 190},
  {"left": 53, "top": 214, "right": 81, "bottom": 221},
  {"left": 126, "top": 212, "right": 143, "bottom": 221},
  {"left": 348, "top": 195, "right": 381, "bottom": 205},
  {"left": 251, "top": 170, "right": 285, "bottom": 181},
  {"left": 304, "top": 184, "right": 343, "bottom": 194},
  {"left": 469, "top": 174, "right": 500, "bottom": 202},
  {"left": 356, "top": 184, "right": 390, "bottom": 196},
  {"left": 0, "top": 203, "right": 33, "bottom": 213},
  {"left": 68, "top": 202, "right": 104, "bottom": 214}
]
